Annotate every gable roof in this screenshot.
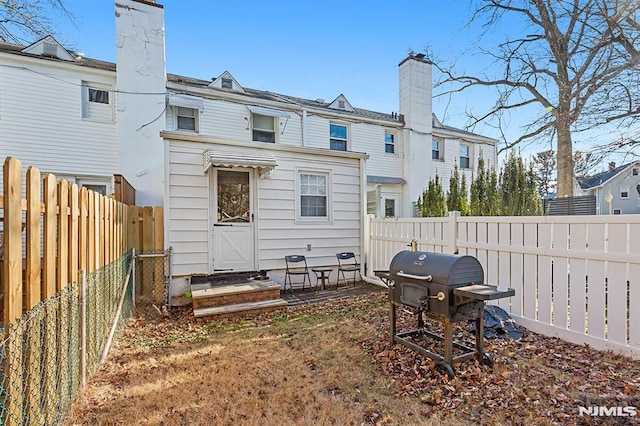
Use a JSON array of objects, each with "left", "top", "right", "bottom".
[
  {"left": 578, "top": 161, "right": 640, "bottom": 190},
  {"left": 21, "top": 36, "right": 75, "bottom": 61},
  {"left": 328, "top": 94, "right": 354, "bottom": 112},
  {"left": 209, "top": 71, "right": 245, "bottom": 93}
]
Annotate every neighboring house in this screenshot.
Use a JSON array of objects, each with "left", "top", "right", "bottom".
[
  {"left": 0, "top": 0, "right": 498, "bottom": 279},
  {"left": 578, "top": 161, "right": 640, "bottom": 215}
]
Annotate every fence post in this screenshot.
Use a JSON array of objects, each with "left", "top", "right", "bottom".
[
  {"left": 447, "top": 211, "right": 460, "bottom": 254},
  {"left": 79, "top": 269, "right": 87, "bottom": 389}
]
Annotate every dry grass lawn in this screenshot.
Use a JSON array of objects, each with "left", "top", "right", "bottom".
[{"left": 65, "top": 288, "right": 640, "bottom": 426}]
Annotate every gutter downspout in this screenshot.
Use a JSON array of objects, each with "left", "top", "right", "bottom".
[{"left": 302, "top": 109, "right": 308, "bottom": 146}]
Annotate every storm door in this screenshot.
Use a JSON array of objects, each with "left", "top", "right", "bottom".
[{"left": 211, "top": 169, "right": 255, "bottom": 272}]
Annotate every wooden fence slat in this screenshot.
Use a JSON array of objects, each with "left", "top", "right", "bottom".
[
  {"left": 3, "top": 157, "right": 25, "bottom": 426},
  {"left": 69, "top": 184, "right": 79, "bottom": 284},
  {"left": 26, "top": 166, "right": 42, "bottom": 309},
  {"left": 43, "top": 174, "right": 57, "bottom": 300},
  {"left": 79, "top": 187, "right": 88, "bottom": 272},
  {"left": 57, "top": 180, "right": 69, "bottom": 291},
  {"left": 25, "top": 166, "right": 44, "bottom": 423}
]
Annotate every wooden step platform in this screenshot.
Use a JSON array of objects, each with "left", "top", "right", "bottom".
[{"left": 192, "top": 280, "right": 287, "bottom": 319}]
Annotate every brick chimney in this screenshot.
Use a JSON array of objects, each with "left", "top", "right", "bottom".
[{"left": 399, "top": 53, "right": 433, "bottom": 216}]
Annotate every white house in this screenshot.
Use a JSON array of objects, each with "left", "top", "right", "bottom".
[
  {"left": 0, "top": 0, "right": 498, "bottom": 281},
  {"left": 578, "top": 161, "right": 640, "bottom": 215}
]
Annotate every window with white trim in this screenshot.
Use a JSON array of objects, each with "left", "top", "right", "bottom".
[
  {"left": 614, "top": 209, "right": 622, "bottom": 215},
  {"left": 82, "top": 82, "right": 113, "bottom": 122},
  {"left": 252, "top": 113, "right": 276, "bottom": 143},
  {"left": 384, "top": 198, "right": 396, "bottom": 218},
  {"left": 460, "top": 144, "right": 471, "bottom": 169},
  {"left": 385, "top": 132, "right": 395, "bottom": 154},
  {"left": 432, "top": 139, "right": 443, "bottom": 160},
  {"left": 330, "top": 123, "right": 348, "bottom": 151},
  {"left": 621, "top": 186, "right": 629, "bottom": 199},
  {"left": 175, "top": 107, "right": 198, "bottom": 132},
  {"left": 299, "top": 172, "right": 329, "bottom": 218}
]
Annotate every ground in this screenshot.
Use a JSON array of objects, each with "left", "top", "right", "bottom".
[{"left": 65, "top": 288, "right": 640, "bottom": 426}]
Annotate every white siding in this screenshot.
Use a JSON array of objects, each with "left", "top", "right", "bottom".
[
  {"left": 167, "top": 138, "right": 364, "bottom": 276},
  {"left": 0, "top": 56, "right": 117, "bottom": 181},
  {"left": 352, "top": 123, "right": 403, "bottom": 178},
  {"left": 304, "top": 115, "right": 329, "bottom": 149}
]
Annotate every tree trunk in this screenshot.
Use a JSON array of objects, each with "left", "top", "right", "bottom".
[{"left": 556, "top": 114, "right": 574, "bottom": 198}]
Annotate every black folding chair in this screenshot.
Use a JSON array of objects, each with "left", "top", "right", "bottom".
[
  {"left": 336, "top": 252, "right": 361, "bottom": 286},
  {"left": 284, "top": 255, "right": 311, "bottom": 294}
]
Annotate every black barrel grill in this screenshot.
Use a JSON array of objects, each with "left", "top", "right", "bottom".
[{"left": 376, "top": 250, "right": 515, "bottom": 377}]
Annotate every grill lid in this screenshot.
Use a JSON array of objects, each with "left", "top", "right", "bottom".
[{"left": 389, "top": 251, "right": 484, "bottom": 286}]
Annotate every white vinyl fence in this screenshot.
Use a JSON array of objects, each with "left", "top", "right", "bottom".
[{"left": 364, "top": 213, "right": 640, "bottom": 360}]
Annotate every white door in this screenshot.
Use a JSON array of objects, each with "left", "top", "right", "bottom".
[{"left": 211, "top": 169, "right": 255, "bottom": 272}]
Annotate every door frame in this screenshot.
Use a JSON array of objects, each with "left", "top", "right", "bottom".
[{"left": 208, "top": 167, "right": 258, "bottom": 274}]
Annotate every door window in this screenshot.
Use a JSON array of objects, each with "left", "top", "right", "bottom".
[{"left": 217, "top": 170, "right": 250, "bottom": 222}]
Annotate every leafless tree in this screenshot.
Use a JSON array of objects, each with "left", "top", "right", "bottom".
[
  {"left": 0, "top": 0, "right": 74, "bottom": 44},
  {"left": 430, "top": 0, "right": 640, "bottom": 197}
]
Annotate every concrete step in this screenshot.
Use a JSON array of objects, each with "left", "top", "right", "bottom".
[
  {"left": 193, "top": 298, "right": 288, "bottom": 319},
  {"left": 191, "top": 281, "right": 281, "bottom": 310}
]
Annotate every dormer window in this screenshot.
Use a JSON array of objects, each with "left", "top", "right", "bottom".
[
  {"left": 328, "top": 95, "right": 354, "bottom": 112},
  {"left": 221, "top": 78, "right": 233, "bottom": 89}
]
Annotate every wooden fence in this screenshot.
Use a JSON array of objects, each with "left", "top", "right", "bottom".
[
  {"left": 365, "top": 213, "right": 640, "bottom": 360},
  {"left": 1, "top": 156, "right": 164, "bottom": 327}
]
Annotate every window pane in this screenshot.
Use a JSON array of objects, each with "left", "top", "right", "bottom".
[
  {"left": 330, "top": 139, "right": 347, "bottom": 151},
  {"left": 460, "top": 157, "right": 470, "bottom": 169},
  {"left": 385, "top": 133, "right": 394, "bottom": 143},
  {"left": 300, "top": 174, "right": 327, "bottom": 217},
  {"left": 385, "top": 144, "right": 394, "bottom": 154},
  {"left": 385, "top": 199, "right": 395, "bottom": 217},
  {"left": 253, "top": 114, "right": 274, "bottom": 130},
  {"left": 177, "top": 116, "right": 196, "bottom": 131},
  {"left": 330, "top": 124, "right": 347, "bottom": 139},
  {"left": 177, "top": 107, "right": 195, "bottom": 118},
  {"left": 253, "top": 130, "right": 275, "bottom": 143},
  {"left": 460, "top": 145, "right": 469, "bottom": 156},
  {"left": 218, "top": 170, "right": 250, "bottom": 222},
  {"left": 88, "top": 88, "right": 109, "bottom": 104}
]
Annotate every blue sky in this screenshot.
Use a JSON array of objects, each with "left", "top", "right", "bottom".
[{"left": 51, "top": 1, "right": 506, "bottom": 139}]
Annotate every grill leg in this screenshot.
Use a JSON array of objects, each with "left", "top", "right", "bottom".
[
  {"left": 443, "top": 317, "right": 453, "bottom": 366},
  {"left": 475, "top": 311, "right": 493, "bottom": 366},
  {"left": 389, "top": 300, "right": 396, "bottom": 346}
]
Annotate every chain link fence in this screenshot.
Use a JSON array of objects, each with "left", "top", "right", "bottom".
[
  {"left": 134, "top": 248, "right": 171, "bottom": 306},
  {"left": 0, "top": 251, "right": 133, "bottom": 425}
]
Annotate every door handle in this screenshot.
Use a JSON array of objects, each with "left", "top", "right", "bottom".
[{"left": 213, "top": 223, "right": 233, "bottom": 227}]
